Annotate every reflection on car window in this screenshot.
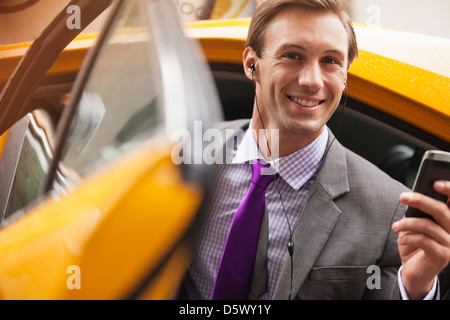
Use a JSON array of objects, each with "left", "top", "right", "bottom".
[
  {"left": 0, "top": 109, "right": 79, "bottom": 223},
  {"left": 58, "top": 1, "right": 164, "bottom": 181},
  {"left": 2, "top": 111, "right": 53, "bottom": 218}
]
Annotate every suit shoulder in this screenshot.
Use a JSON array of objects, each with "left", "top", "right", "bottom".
[{"left": 344, "top": 147, "right": 409, "bottom": 194}]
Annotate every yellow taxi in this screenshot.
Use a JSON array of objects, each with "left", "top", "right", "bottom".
[{"left": 0, "top": 0, "right": 448, "bottom": 299}]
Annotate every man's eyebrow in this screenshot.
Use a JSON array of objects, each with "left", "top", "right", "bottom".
[
  {"left": 278, "top": 43, "right": 307, "bottom": 52},
  {"left": 278, "top": 43, "right": 346, "bottom": 58},
  {"left": 324, "top": 48, "right": 346, "bottom": 58}
]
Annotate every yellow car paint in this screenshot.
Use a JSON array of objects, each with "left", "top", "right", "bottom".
[
  {"left": 0, "top": 33, "right": 96, "bottom": 90},
  {"left": 0, "top": 137, "right": 202, "bottom": 299},
  {"left": 0, "top": 129, "right": 9, "bottom": 160}
]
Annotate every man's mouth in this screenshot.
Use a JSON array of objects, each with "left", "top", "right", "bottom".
[{"left": 287, "top": 95, "right": 325, "bottom": 107}]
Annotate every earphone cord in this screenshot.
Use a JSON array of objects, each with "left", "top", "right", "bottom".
[
  {"left": 251, "top": 69, "right": 348, "bottom": 300},
  {"left": 252, "top": 71, "right": 294, "bottom": 299}
]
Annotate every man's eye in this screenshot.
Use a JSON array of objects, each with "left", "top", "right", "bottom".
[
  {"left": 322, "top": 57, "right": 339, "bottom": 65},
  {"left": 284, "top": 53, "right": 300, "bottom": 59}
]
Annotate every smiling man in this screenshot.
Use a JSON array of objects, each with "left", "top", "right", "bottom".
[
  {"left": 182, "top": 0, "right": 450, "bottom": 300},
  {"left": 244, "top": 4, "right": 350, "bottom": 156}
]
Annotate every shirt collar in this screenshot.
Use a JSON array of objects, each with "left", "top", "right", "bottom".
[{"left": 232, "top": 120, "right": 329, "bottom": 190}]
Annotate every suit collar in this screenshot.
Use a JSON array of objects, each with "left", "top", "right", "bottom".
[{"left": 316, "top": 129, "right": 350, "bottom": 199}]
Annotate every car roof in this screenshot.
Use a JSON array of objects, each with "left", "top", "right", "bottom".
[{"left": 184, "top": 18, "right": 450, "bottom": 143}]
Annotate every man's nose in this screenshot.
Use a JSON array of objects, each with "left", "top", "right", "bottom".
[{"left": 297, "top": 62, "right": 324, "bottom": 92}]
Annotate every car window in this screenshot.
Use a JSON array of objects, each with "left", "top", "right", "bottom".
[
  {"left": 58, "top": 4, "right": 164, "bottom": 180},
  {"left": 1, "top": 0, "right": 221, "bottom": 225},
  {"left": 46, "top": 0, "right": 221, "bottom": 193},
  {"left": 0, "top": 1, "right": 115, "bottom": 225}
]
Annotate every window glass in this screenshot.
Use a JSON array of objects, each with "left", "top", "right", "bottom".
[
  {"left": 58, "top": 0, "right": 164, "bottom": 184},
  {"left": 0, "top": 110, "right": 54, "bottom": 221},
  {"left": 1, "top": 0, "right": 222, "bottom": 224}
]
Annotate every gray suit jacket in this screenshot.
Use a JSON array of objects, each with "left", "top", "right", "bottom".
[{"left": 218, "top": 119, "right": 409, "bottom": 300}]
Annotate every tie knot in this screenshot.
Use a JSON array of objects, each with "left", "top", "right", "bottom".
[{"left": 251, "top": 160, "right": 276, "bottom": 190}]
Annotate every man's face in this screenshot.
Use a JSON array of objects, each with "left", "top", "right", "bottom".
[{"left": 253, "top": 8, "right": 349, "bottom": 144}]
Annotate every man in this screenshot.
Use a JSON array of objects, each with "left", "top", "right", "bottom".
[{"left": 182, "top": 0, "right": 450, "bottom": 300}]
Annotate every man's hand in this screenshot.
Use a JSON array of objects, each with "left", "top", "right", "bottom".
[{"left": 392, "top": 180, "right": 450, "bottom": 300}]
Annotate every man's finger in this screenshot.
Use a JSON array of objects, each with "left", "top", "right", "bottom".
[{"left": 400, "top": 191, "right": 450, "bottom": 233}]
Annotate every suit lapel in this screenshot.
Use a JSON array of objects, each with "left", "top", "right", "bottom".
[{"left": 273, "top": 131, "right": 350, "bottom": 299}]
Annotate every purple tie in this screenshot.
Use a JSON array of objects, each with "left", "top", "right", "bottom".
[{"left": 212, "top": 160, "right": 275, "bottom": 300}]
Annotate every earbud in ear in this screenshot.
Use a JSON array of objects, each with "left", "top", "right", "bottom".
[
  {"left": 250, "top": 64, "right": 256, "bottom": 73},
  {"left": 343, "top": 81, "right": 347, "bottom": 90}
]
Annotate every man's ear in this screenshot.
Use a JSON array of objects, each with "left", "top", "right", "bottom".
[{"left": 243, "top": 47, "right": 258, "bottom": 81}]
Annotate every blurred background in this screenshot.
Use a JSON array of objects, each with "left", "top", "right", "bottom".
[{"left": 1, "top": 0, "right": 449, "bottom": 45}]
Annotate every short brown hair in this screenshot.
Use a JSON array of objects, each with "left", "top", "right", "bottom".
[{"left": 246, "top": 0, "right": 359, "bottom": 68}]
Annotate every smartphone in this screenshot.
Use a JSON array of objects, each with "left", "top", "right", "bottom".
[{"left": 405, "top": 150, "right": 450, "bottom": 220}]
